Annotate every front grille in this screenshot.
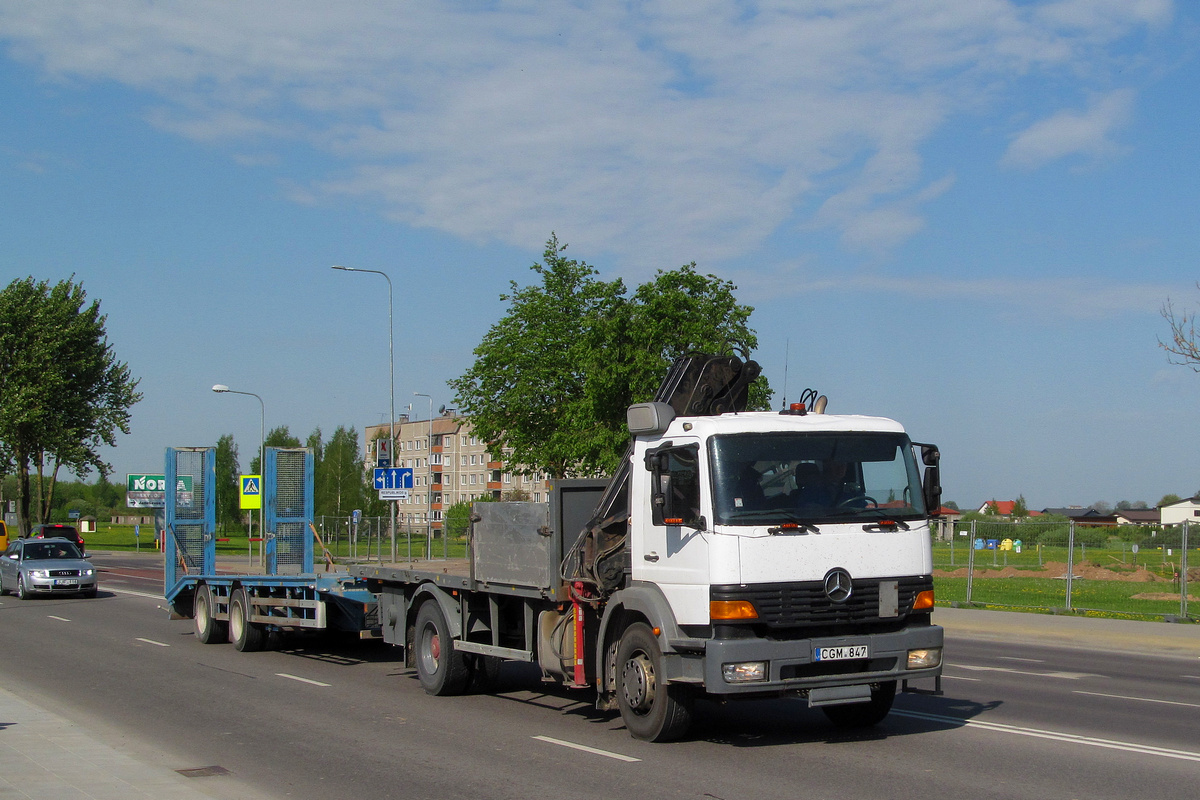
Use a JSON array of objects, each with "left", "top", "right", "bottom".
[
  {"left": 712, "top": 576, "right": 932, "bottom": 630},
  {"left": 49, "top": 570, "right": 80, "bottom": 577}
]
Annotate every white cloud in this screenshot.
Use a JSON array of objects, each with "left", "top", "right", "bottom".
[
  {"left": 0, "top": 1, "right": 1172, "bottom": 268},
  {"left": 1003, "top": 89, "right": 1135, "bottom": 169}
]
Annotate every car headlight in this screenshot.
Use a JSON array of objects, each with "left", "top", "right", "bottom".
[
  {"left": 82, "top": 569, "right": 95, "bottom": 577},
  {"left": 907, "top": 647, "right": 942, "bottom": 669},
  {"left": 28, "top": 569, "right": 49, "bottom": 578}
]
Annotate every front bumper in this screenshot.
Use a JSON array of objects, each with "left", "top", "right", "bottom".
[
  {"left": 668, "top": 624, "right": 943, "bottom": 696},
  {"left": 26, "top": 577, "right": 97, "bottom": 594}
]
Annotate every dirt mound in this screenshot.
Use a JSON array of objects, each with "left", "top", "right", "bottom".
[
  {"left": 1130, "top": 592, "right": 1200, "bottom": 602},
  {"left": 934, "top": 561, "right": 1167, "bottom": 582}
]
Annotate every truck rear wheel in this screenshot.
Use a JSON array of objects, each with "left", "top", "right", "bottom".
[
  {"left": 194, "top": 584, "right": 227, "bottom": 644},
  {"left": 414, "top": 601, "right": 469, "bottom": 696},
  {"left": 230, "top": 588, "right": 266, "bottom": 652},
  {"left": 616, "top": 623, "right": 694, "bottom": 742},
  {"left": 821, "top": 681, "right": 896, "bottom": 728}
]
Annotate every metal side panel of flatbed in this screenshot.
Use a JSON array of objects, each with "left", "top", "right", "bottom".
[{"left": 167, "top": 572, "right": 377, "bottom": 632}]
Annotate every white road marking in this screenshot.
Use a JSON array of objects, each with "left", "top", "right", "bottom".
[
  {"left": 941, "top": 674, "right": 982, "bottom": 682},
  {"left": 277, "top": 673, "right": 331, "bottom": 687},
  {"left": 955, "top": 664, "right": 1101, "bottom": 680},
  {"left": 893, "top": 710, "right": 1200, "bottom": 762},
  {"left": 47, "top": 615, "right": 71, "bottom": 622},
  {"left": 135, "top": 638, "right": 170, "bottom": 647},
  {"left": 106, "top": 587, "right": 163, "bottom": 600},
  {"left": 996, "top": 656, "right": 1044, "bottom": 663},
  {"left": 1073, "top": 690, "right": 1200, "bottom": 710},
  {"left": 532, "top": 735, "right": 641, "bottom": 762},
  {"left": 1182, "top": 675, "right": 1200, "bottom": 681}
]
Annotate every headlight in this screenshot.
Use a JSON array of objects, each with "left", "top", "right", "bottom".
[
  {"left": 907, "top": 647, "right": 942, "bottom": 669},
  {"left": 28, "top": 569, "right": 49, "bottom": 578},
  {"left": 722, "top": 661, "right": 768, "bottom": 683},
  {"left": 82, "top": 569, "right": 95, "bottom": 577}
]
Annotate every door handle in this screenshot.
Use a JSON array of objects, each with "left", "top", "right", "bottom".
[{"left": 643, "top": 552, "right": 660, "bottom": 562}]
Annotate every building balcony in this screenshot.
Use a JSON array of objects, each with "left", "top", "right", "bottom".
[
  {"left": 487, "top": 482, "right": 502, "bottom": 490},
  {"left": 431, "top": 503, "right": 443, "bottom": 511},
  {"left": 487, "top": 461, "right": 503, "bottom": 470}
]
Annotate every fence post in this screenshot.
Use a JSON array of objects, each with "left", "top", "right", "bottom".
[
  {"left": 966, "top": 520, "right": 976, "bottom": 604},
  {"left": 1065, "top": 520, "right": 1075, "bottom": 612},
  {"left": 1182, "top": 521, "right": 1190, "bottom": 620}
]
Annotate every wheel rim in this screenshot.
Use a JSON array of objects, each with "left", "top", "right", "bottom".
[
  {"left": 196, "top": 592, "right": 209, "bottom": 630},
  {"left": 621, "top": 651, "right": 656, "bottom": 714},
  {"left": 230, "top": 599, "right": 244, "bottom": 640},
  {"left": 421, "top": 623, "right": 441, "bottom": 674}
]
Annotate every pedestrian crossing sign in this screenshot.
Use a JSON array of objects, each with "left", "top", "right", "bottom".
[{"left": 240, "top": 475, "right": 262, "bottom": 509}]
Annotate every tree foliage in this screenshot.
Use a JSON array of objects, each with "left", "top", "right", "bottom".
[
  {"left": 314, "top": 425, "right": 366, "bottom": 518},
  {"left": 450, "top": 235, "right": 770, "bottom": 478},
  {"left": 0, "top": 277, "right": 141, "bottom": 533},
  {"left": 1160, "top": 289, "right": 1200, "bottom": 370},
  {"left": 214, "top": 434, "right": 241, "bottom": 529}
]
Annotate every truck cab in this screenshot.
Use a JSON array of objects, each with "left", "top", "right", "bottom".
[{"left": 600, "top": 400, "right": 942, "bottom": 737}]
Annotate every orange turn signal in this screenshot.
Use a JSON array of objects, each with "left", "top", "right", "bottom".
[
  {"left": 710, "top": 600, "right": 758, "bottom": 620},
  {"left": 913, "top": 589, "right": 935, "bottom": 610}
]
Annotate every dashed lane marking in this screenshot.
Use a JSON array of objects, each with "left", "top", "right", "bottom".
[
  {"left": 532, "top": 735, "right": 641, "bottom": 762},
  {"left": 47, "top": 615, "right": 71, "bottom": 622},
  {"left": 135, "top": 638, "right": 170, "bottom": 647},
  {"left": 277, "top": 673, "right": 331, "bottom": 687}
]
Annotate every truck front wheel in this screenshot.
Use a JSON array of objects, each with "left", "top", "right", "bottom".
[
  {"left": 414, "top": 601, "right": 469, "bottom": 696},
  {"left": 821, "top": 681, "right": 896, "bottom": 728},
  {"left": 616, "top": 623, "right": 693, "bottom": 742}
]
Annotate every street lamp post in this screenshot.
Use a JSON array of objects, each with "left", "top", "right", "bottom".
[
  {"left": 211, "top": 384, "right": 264, "bottom": 557},
  {"left": 332, "top": 265, "right": 396, "bottom": 563},
  {"left": 414, "top": 392, "right": 434, "bottom": 558}
]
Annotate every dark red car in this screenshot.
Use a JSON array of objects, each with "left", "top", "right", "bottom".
[{"left": 30, "top": 523, "right": 85, "bottom": 554}]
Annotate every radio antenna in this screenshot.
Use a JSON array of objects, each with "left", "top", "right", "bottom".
[{"left": 781, "top": 339, "right": 790, "bottom": 410}]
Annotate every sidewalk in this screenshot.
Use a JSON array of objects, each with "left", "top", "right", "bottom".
[
  {"left": 936, "top": 605, "right": 1200, "bottom": 658},
  {"left": 0, "top": 686, "right": 270, "bottom": 800}
]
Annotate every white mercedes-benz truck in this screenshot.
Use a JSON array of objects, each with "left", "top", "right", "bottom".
[{"left": 358, "top": 355, "right": 943, "bottom": 741}]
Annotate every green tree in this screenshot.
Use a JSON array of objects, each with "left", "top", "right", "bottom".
[
  {"left": 0, "top": 277, "right": 142, "bottom": 534},
  {"left": 316, "top": 426, "right": 365, "bottom": 518},
  {"left": 214, "top": 434, "right": 241, "bottom": 530},
  {"left": 250, "top": 426, "right": 302, "bottom": 474},
  {"left": 450, "top": 235, "right": 769, "bottom": 478},
  {"left": 1011, "top": 495, "right": 1028, "bottom": 519},
  {"left": 1158, "top": 493, "right": 1183, "bottom": 508}
]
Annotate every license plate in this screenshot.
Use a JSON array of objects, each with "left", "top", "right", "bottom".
[
  {"left": 814, "top": 645, "right": 869, "bottom": 661},
  {"left": 55, "top": 579, "right": 78, "bottom": 586}
]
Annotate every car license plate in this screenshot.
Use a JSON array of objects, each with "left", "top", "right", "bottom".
[
  {"left": 814, "top": 645, "right": 869, "bottom": 661},
  {"left": 55, "top": 579, "right": 78, "bottom": 587}
]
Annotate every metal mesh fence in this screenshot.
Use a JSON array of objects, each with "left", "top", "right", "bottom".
[
  {"left": 170, "top": 449, "right": 208, "bottom": 577},
  {"left": 273, "top": 449, "right": 308, "bottom": 574},
  {"left": 934, "top": 519, "right": 1193, "bottom": 619}
]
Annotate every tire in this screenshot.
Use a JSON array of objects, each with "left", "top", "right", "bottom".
[
  {"left": 17, "top": 574, "right": 31, "bottom": 601},
  {"left": 616, "top": 622, "right": 694, "bottom": 742},
  {"left": 821, "top": 681, "right": 897, "bottom": 729},
  {"left": 230, "top": 588, "right": 266, "bottom": 652},
  {"left": 467, "top": 654, "right": 503, "bottom": 693},
  {"left": 414, "top": 601, "right": 469, "bottom": 696},
  {"left": 194, "top": 584, "right": 228, "bottom": 644}
]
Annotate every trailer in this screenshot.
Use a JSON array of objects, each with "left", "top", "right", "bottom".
[
  {"left": 163, "top": 446, "right": 377, "bottom": 650},
  {"left": 354, "top": 355, "right": 945, "bottom": 741}
]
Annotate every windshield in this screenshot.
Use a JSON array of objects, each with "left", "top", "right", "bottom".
[
  {"left": 23, "top": 542, "right": 82, "bottom": 560},
  {"left": 710, "top": 432, "right": 926, "bottom": 526}
]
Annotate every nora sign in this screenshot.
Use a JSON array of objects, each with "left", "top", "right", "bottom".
[{"left": 126, "top": 474, "right": 194, "bottom": 509}]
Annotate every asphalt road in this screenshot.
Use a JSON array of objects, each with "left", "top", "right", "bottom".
[{"left": 1, "top": 553, "right": 1198, "bottom": 800}]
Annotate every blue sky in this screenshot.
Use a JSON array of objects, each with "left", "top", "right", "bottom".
[{"left": 2, "top": 1, "right": 1198, "bottom": 510}]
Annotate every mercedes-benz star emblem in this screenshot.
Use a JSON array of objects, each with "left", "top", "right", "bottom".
[{"left": 823, "top": 568, "right": 853, "bottom": 603}]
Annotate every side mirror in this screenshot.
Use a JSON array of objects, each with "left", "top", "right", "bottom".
[{"left": 914, "top": 443, "right": 941, "bottom": 513}]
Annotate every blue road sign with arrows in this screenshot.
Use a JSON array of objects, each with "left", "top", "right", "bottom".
[{"left": 373, "top": 467, "right": 413, "bottom": 490}]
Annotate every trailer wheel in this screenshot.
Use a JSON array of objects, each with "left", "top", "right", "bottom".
[
  {"left": 230, "top": 588, "right": 266, "bottom": 652},
  {"left": 194, "top": 584, "right": 228, "bottom": 644},
  {"left": 616, "top": 623, "right": 694, "bottom": 742},
  {"left": 821, "top": 681, "right": 896, "bottom": 728}
]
